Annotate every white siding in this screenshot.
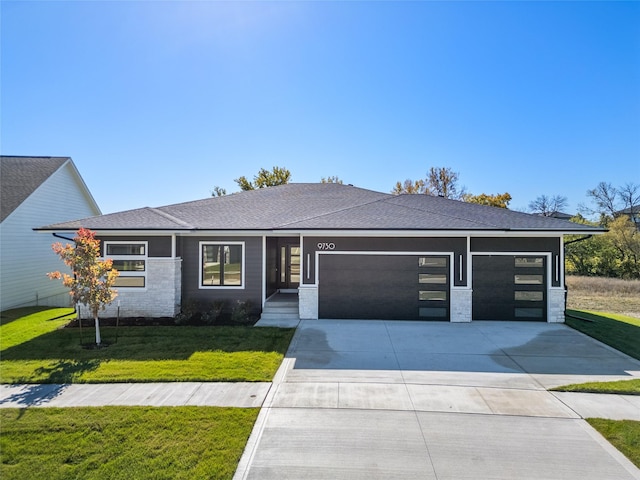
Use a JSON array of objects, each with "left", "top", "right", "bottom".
[{"left": 0, "top": 162, "right": 100, "bottom": 311}]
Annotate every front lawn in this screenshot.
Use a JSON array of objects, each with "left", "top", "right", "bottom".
[
  {"left": 587, "top": 418, "right": 640, "bottom": 468},
  {"left": 565, "top": 309, "right": 640, "bottom": 360},
  {"left": 0, "top": 307, "right": 295, "bottom": 383},
  {"left": 552, "top": 378, "right": 640, "bottom": 395},
  {"left": 0, "top": 406, "right": 258, "bottom": 480}
]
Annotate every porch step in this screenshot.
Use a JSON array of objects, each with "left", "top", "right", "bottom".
[
  {"left": 262, "top": 304, "right": 299, "bottom": 314},
  {"left": 256, "top": 294, "right": 300, "bottom": 327}
]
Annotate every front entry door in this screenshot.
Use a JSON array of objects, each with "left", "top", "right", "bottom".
[{"left": 278, "top": 244, "right": 300, "bottom": 290}]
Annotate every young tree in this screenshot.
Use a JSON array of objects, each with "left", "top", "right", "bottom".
[
  {"left": 211, "top": 186, "right": 227, "bottom": 197},
  {"left": 425, "top": 167, "right": 466, "bottom": 199},
  {"left": 462, "top": 192, "right": 512, "bottom": 209},
  {"left": 391, "top": 179, "right": 426, "bottom": 194},
  {"left": 391, "top": 167, "right": 465, "bottom": 198},
  {"left": 528, "top": 194, "right": 568, "bottom": 216},
  {"left": 48, "top": 228, "right": 119, "bottom": 346},
  {"left": 235, "top": 166, "right": 291, "bottom": 191},
  {"left": 321, "top": 176, "right": 344, "bottom": 184}
]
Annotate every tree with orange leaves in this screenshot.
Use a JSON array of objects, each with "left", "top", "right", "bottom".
[{"left": 48, "top": 228, "right": 119, "bottom": 345}]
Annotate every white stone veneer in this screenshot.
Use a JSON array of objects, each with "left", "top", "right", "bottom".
[
  {"left": 450, "top": 288, "right": 472, "bottom": 323},
  {"left": 548, "top": 287, "right": 566, "bottom": 323},
  {"left": 95, "top": 258, "right": 182, "bottom": 319},
  {"left": 299, "top": 285, "right": 319, "bottom": 320}
]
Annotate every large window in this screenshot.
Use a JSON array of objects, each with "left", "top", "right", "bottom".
[
  {"left": 200, "top": 242, "right": 244, "bottom": 288},
  {"left": 104, "top": 242, "right": 147, "bottom": 288}
]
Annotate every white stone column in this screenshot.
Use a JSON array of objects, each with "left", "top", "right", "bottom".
[
  {"left": 450, "top": 288, "right": 472, "bottom": 322},
  {"left": 298, "top": 284, "right": 318, "bottom": 320},
  {"left": 548, "top": 287, "right": 566, "bottom": 323}
]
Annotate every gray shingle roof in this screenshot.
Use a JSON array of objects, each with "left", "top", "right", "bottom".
[
  {"left": 37, "top": 183, "right": 603, "bottom": 233},
  {"left": 1, "top": 156, "right": 69, "bottom": 222}
]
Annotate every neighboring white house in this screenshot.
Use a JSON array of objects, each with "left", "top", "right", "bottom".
[{"left": 0, "top": 156, "right": 101, "bottom": 311}]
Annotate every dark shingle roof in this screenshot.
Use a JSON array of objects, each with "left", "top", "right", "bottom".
[
  {"left": 1, "top": 156, "right": 69, "bottom": 222},
  {"left": 37, "top": 183, "right": 603, "bottom": 233}
]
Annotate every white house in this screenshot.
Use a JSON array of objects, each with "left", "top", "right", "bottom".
[{"left": 0, "top": 156, "right": 101, "bottom": 311}]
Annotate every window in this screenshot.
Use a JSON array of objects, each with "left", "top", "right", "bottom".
[
  {"left": 105, "top": 242, "right": 147, "bottom": 288},
  {"left": 515, "top": 291, "right": 543, "bottom": 302},
  {"left": 419, "top": 291, "right": 447, "bottom": 301},
  {"left": 515, "top": 257, "right": 544, "bottom": 268},
  {"left": 419, "top": 273, "right": 447, "bottom": 284},
  {"left": 200, "top": 242, "right": 244, "bottom": 288},
  {"left": 514, "top": 274, "right": 543, "bottom": 285},
  {"left": 419, "top": 257, "right": 447, "bottom": 268}
]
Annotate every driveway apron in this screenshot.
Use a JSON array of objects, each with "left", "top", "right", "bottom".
[{"left": 234, "top": 320, "right": 640, "bottom": 480}]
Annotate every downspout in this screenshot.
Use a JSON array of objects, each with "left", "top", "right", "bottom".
[{"left": 562, "top": 235, "right": 593, "bottom": 313}]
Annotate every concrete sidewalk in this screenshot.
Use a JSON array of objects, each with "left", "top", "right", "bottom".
[
  {"left": 0, "top": 382, "right": 269, "bottom": 408},
  {"left": 233, "top": 320, "right": 640, "bottom": 480}
]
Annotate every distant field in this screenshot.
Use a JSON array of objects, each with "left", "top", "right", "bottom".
[{"left": 566, "top": 276, "right": 640, "bottom": 319}]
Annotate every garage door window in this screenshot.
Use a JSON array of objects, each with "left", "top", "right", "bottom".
[
  {"left": 419, "top": 273, "right": 447, "bottom": 284},
  {"left": 419, "top": 291, "right": 447, "bottom": 301},
  {"left": 419, "top": 257, "right": 447, "bottom": 268},
  {"left": 515, "top": 291, "right": 543, "bottom": 301},
  {"left": 515, "top": 257, "right": 544, "bottom": 268},
  {"left": 515, "top": 274, "right": 543, "bottom": 285}
]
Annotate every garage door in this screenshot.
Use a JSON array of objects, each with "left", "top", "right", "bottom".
[
  {"left": 318, "top": 254, "right": 449, "bottom": 320},
  {"left": 472, "top": 255, "right": 547, "bottom": 321}
]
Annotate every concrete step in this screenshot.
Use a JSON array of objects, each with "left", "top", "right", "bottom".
[
  {"left": 259, "top": 312, "right": 300, "bottom": 321},
  {"left": 264, "top": 301, "right": 299, "bottom": 309},
  {"left": 263, "top": 305, "right": 299, "bottom": 314}
]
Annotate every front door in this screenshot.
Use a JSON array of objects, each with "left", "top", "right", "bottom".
[{"left": 278, "top": 243, "right": 300, "bottom": 290}]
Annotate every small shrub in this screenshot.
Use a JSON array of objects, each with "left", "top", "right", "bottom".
[
  {"left": 231, "top": 300, "right": 254, "bottom": 326},
  {"left": 174, "top": 299, "right": 201, "bottom": 325},
  {"left": 201, "top": 300, "right": 226, "bottom": 325}
]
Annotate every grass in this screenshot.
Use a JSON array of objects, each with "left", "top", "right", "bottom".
[
  {"left": 0, "top": 406, "right": 258, "bottom": 480},
  {"left": 552, "top": 378, "right": 640, "bottom": 395},
  {"left": 565, "top": 309, "right": 640, "bottom": 360},
  {"left": 566, "top": 275, "right": 640, "bottom": 319},
  {"left": 586, "top": 419, "right": 640, "bottom": 468},
  {"left": 1, "top": 307, "right": 295, "bottom": 383}
]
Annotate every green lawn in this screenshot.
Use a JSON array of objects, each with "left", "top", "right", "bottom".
[
  {"left": 0, "top": 406, "right": 258, "bottom": 480},
  {"left": 0, "top": 307, "right": 295, "bottom": 383},
  {"left": 552, "top": 378, "right": 640, "bottom": 395},
  {"left": 587, "top": 419, "right": 640, "bottom": 468},
  {"left": 565, "top": 309, "right": 640, "bottom": 360}
]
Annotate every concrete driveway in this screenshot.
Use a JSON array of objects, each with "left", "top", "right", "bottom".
[{"left": 235, "top": 320, "right": 640, "bottom": 480}]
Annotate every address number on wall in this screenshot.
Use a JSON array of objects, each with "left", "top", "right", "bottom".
[{"left": 317, "top": 242, "right": 336, "bottom": 250}]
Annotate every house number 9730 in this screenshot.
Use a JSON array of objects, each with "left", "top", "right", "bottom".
[{"left": 317, "top": 242, "right": 336, "bottom": 250}]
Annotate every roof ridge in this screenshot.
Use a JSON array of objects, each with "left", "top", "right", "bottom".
[
  {"left": 388, "top": 195, "right": 502, "bottom": 228},
  {"left": 149, "top": 207, "right": 194, "bottom": 228},
  {"left": 275, "top": 194, "right": 392, "bottom": 229}
]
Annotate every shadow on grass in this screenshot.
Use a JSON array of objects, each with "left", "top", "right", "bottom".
[
  {"left": 0, "top": 326, "right": 295, "bottom": 362},
  {"left": 566, "top": 309, "right": 640, "bottom": 360}
]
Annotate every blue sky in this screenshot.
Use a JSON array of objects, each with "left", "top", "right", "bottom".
[{"left": 2, "top": 1, "right": 639, "bottom": 215}]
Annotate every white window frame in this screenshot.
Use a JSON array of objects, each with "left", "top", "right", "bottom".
[
  {"left": 199, "top": 241, "right": 245, "bottom": 290},
  {"left": 104, "top": 241, "right": 148, "bottom": 289}
]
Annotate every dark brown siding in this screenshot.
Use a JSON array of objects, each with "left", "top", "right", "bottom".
[
  {"left": 303, "top": 236, "right": 467, "bottom": 287},
  {"left": 97, "top": 235, "right": 172, "bottom": 257},
  {"left": 180, "top": 236, "right": 263, "bottom": 315}
]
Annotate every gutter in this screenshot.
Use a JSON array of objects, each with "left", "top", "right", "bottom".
[{"left": 563, "top": 235, "right": 593, "bottom": 246}]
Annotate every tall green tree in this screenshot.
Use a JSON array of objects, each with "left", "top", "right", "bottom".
[
  {"left": 235, "top": 166, "right": 291, "bottom": 191},
  {"left": 48, "top": 228, "right": 119, "bottom": 345}
]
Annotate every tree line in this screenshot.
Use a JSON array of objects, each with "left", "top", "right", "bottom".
[{"left": 212, "top": 166, "right": 639, "bottom": 279}]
